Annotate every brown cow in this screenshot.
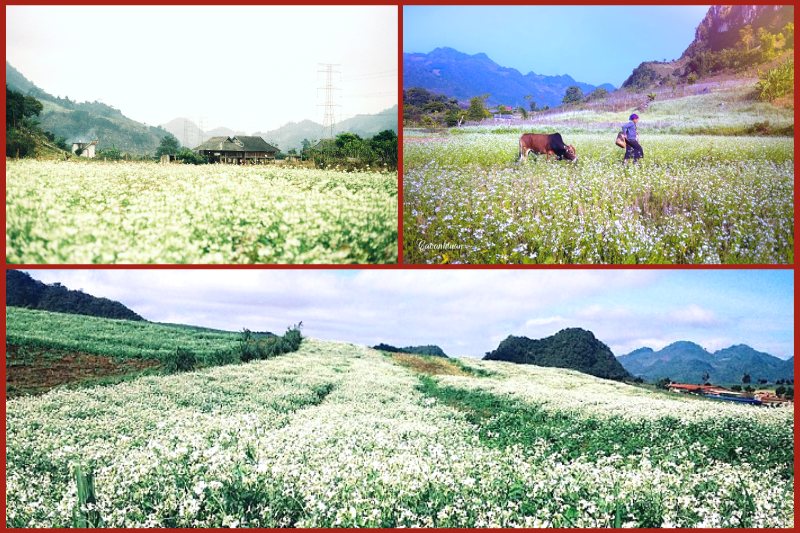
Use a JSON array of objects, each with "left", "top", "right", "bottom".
[{"left": 518, "top": 133, "right": 577, "bottom": 163}]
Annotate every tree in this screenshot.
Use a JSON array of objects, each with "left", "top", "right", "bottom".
[
  {"left": 517, "top": 106, "right": 529, "bottom": 119},
  {"left": 785, "top": 387, "right": 794, "bottom": 401},
  {"left": 369, "top": 130, "right": 398, "bottom": 169},
  {"left": 701, "top": 371, "right": 710, "bottom": 384},
  {"left": 758, "top": 28, "right": 777, "bottom": 61},
  {"left": 98, "top": 146, "right": 123, "bottom": 161},
  {"left": 655, "top": 377, "right": 672, "bottom": 390},
  {"left": 776, "top": 385, "right": 786, "bottom": 396},
  {"left": 739, "top": 25, "right": 755, "bottom": 51},
  {"left": 562, "top": 86, "right": 584, "bottom": 104},
  {"left": 783, "top": 23, "right": 794, "bottom": 49},
  {"left": 742, "top": 373, "right": 751, "bottom": 385},
  {"left": 155, "top": 134, "right": 180, "bottom": 157},
  {"left": 466, "top": 95, "right": 491, "bottom": 121},
  {"left": 587, "top": 87, "right": 608, "bottom": 101},
  {"left": 6, "top": 87, "right": 43, "bottom": 129}
]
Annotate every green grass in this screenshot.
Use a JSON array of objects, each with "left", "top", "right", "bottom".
[
  {"left": 6, "top": 307, "right": 242, "bottom": 364},
  {"left": 418, "top": 376, "right": 793, "bottom": 479}
]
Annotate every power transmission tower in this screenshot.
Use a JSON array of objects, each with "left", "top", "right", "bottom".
[{"left": 317, "top": 63, "right": 340, "bottom": 139}]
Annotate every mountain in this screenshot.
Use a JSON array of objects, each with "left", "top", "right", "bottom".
[
  {"left": 254, "top": 106, "right": 398, "bottom": 152},
  {"left": 403, "top": 47, "right": 615, "bottom": 109},
  {"left": 483, "top": 328, "right": 630, "bottom": 381},
  {"left": 6, "top": 270, "right": 143, "bottom": 321},
  {"left": 683, "top": 5, "right": 794, "bottom": 57},
  {"left": 622, "top": 5, "right": 794, "bottom": 89},
  {"left": 160, "top": 118, "right": 246, "bottom": 148},
  {"left": 617, "top": 342, "right": 794, "bottom": 384},
  {"left": 160, "top": 106, "right": 397, "bottom": 153},
  {"left": 373, "top": 343, "right": 448, "bottom": 358},
  {"left": 6, "top": 62, "right": 172, "bottom": 155}
]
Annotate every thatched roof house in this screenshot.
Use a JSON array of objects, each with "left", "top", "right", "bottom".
[{"left": 194, "top": 136, "right": 279, "bottom": 164}]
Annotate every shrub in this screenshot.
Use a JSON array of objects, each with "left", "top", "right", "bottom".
[
  {"left": 164, "top": 347, "right": 197, "bottom": 373},
  {"left": 238, "top": 323, "right": 303, "bottom": 362},
  {"left": 756, "top": 60, "right": 794, "bottom": 102}
]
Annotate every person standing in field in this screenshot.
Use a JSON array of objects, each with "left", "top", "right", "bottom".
[{"left": 621, "top": 113, "right": 643, "bottom": 164}]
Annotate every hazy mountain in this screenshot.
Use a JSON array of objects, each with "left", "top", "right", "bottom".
[
  {"left": 254, "top": 106, "right": 398, "bottom": 152},
  {"left": 159, "top": 118, "right": 245, "bottom": 148},
  {"left": 618, "top": 342, "right": 794, "bottom": 384},
  {"left": 161, "top": 106, "right": 397, "bottom": 152},
  {"left": 403, "top": 47, "right": 615, "bottom": 108},
  {"left": 6, "top": 271, "right": 143, "bottom": 321},
  {"left": 6, "top": 62, "right": 171, "bottom": 155},
  {"left": 484, "top": 328, "right": 630, "bottom": 381}
]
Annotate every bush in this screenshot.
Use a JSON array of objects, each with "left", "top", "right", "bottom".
[
  {"left": 164, "top": 347, "right": 197, "bottom": 373},
  {"left": 207, "top": 349, "right": 240, "bottom": 367},
  {"left": 756, "top": 60, "right": 794, "bottom": 102},
  {"left": 238, "top": 323, "right": 303, "bottom": 362}
]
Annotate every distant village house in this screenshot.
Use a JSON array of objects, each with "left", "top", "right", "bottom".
[
  {"left": 193, "top": 136, "right": 278, "bottom": 164},
  {"left": 72, "top": 140, "right": 98, "bottom": 158}
]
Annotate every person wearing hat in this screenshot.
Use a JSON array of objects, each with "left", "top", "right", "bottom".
[{"left": 621, "top": 113, "right": 643, "bottom": 163}]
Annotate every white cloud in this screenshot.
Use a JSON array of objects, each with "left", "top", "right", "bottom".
[
  {"left": 668, "top": 304, "right": 719, "bottom": 327},
  {"left": 524, "top": 316, "right": 567, "bottom": 328}
]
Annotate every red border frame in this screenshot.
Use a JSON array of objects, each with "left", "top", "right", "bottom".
[{"left": 2, "top": 1, "right": 798, "bottom": 530}]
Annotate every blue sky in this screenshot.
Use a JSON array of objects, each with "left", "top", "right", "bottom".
[
  {"left": 404, "top": 5, "right": 710, "bottom": 86},
  {"left": 21, "top": 270, "right": 793, "bottom": 360}
]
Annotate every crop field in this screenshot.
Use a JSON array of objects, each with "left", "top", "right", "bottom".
[
  {"left": 6, "top": 337, "right": 793, "bottom": 527},
  {"left": 403, "top": 132, "right": 793, "bottom": 264},
  {"left": 6, "top": 161, "right": 397, "bottom": 264}
]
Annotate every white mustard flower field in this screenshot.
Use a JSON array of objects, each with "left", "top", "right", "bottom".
[
  {"left": 403, "top": 132, "right": 793, "bottom": 264},
  {"left": 6, "top": 339, "right": 793, "bottom": 527},
  {"left": 6, "top": 161, "right": 397, "bottom": 264}
]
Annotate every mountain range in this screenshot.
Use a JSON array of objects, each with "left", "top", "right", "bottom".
[
  {"left": 7, "top": 61, "right": 397, "bottom": 155},
  {"left": 618, "top": 341, "right": 794, "bottom": 384},
  {"left": 484, "top": 328, "right": 630, "bottom": 381},
  {"left": 6, "top": 270, "right": 143, "bottom": 321},
  {"left": 403, "top": 47, "right": 615, "bottom": 108},
  {"left": 161, "top": 108, "right": 397, "bottom": 152}
]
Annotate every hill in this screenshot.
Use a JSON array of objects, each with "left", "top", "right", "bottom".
[
  {"left": 618, "top": 341, "right": 794, "bottom": 384},
  {"left": 483, "top": 328, "right": 630, "bottom": 381},
  {"left": 403, "top": 47, "right": 614, "bottom": 109},
  {"left": 6, "top": 270, "right": 143, "bottom": 321},
  {"left": 372, "top": 343, "right": 448, "bottom": 357},
  {"left": 6, "top": 62, "right": 173, "bottom": 155},
  {"left": 161, "top": 106, "right": 398, "bottom": 153},
  {"left": 622, "top": 5, "right": 794, "bottom": 90}
]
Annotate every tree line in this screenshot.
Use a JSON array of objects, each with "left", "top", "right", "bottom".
[
  {"left": 6, "top": 86, "right": 70, "bottom": 158},
  {"left": 153, "top": 130, "right": 398, "bottom": 171}
]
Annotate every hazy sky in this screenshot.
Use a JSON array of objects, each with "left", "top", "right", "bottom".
[
  {"left": 7, "top": 5, "right": 397, "bottom": 132},
  {"left": 404, "top": 5, "right": 710, "bottom": 87},
  {"left": 21, "top": 270, "right": 793, "bottom": 360}
]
